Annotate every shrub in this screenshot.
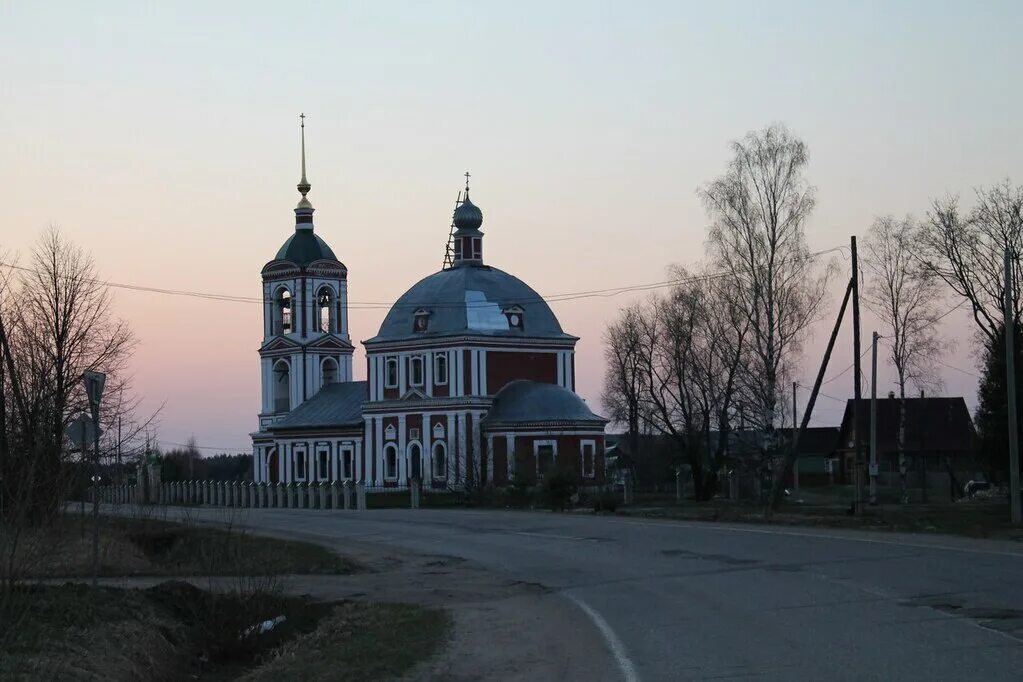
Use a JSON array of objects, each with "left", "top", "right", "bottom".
[
  {"left": 540, "top": 468, "right": 578, "bottom": 511},
  {"left": 592, "top": 488, "right": 618, "bottom": 513},
  {"left": 506, "top": 474, "right": 534, "bottom": 509}
]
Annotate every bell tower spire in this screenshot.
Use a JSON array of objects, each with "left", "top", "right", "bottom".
[{"left": 295, "top": 113, "right": 315, "bottom": 230}]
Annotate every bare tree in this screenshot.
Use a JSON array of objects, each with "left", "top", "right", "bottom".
[
  {"left": 862, "top": 215, "right": 947, "bottom": 502},
  {"left": 0, "top": 227, "right": 137, "bottom": 523},
  {"left": 919, "top": 180, "right": 1023, "bottom": 343},
  {"left": 620, "top": 268, "right": 748, "bottom": 498},
  {"left": 699, "top": 124, "right": 829, "bottom": 464},
  {"left": 602, "top": 305, "right": 646, "bottom": 470}
]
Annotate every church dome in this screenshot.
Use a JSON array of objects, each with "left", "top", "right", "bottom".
[
  {"left": 366, "top": 265, "right": 573, "bottom": 343},
  {"left": 483, "top": 380, "right": 607, "bottom": 426},
  {"left": 274, "top": 230, "right": 337, "bottom": 266},
  {"left": 453, "top": 195, "right": 483, "bottom": 231}
]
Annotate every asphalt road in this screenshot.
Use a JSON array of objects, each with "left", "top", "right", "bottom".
[{"left": 177, "top": 507, "right": 1023, "bottom": 681}]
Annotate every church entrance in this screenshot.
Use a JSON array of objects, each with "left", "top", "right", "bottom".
[{"left": 268, "top": 447, "right": 279, "bottom": 483}]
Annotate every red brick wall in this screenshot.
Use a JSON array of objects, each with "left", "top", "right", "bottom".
[
  {"left": 507, "top": 434, "right": 605, "bottom": 485},
  {"left": 486, "top": 351, "right": 558, "bottom": 394},
  {"left": 491, "top": 437, "right": 508, "bottom": 485}
]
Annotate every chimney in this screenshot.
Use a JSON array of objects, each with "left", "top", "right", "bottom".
[
  {"left": 888, "top": 391, "right": 895, "bottom": 399},
  {"left": 920, "top": 389, "right": 925, "bottom": 399}
]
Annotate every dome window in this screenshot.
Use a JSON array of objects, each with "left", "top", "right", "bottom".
[
  {"left": 413, "top": 308, "right": 431, "bottom": 333},
  {"left": 503, "top": 305, "right": 525, "bottom": 331}
]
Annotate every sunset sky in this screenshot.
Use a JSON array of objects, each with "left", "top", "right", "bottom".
[{"left": 2, "top": 1, "right": 1021, "bottom": 453}]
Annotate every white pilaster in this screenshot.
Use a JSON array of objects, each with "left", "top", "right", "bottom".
[
  {"left": 398, "top": 414, "right": 407, "bottom": 483},
  {"left": 374, "top": 418, "right": 384, "bottom": 485},
  {"left": 470, "top": 350, "right": 479, "bottom": 396},
  {"left": 480, "top": 351, "right": 488, "bottom": 395},
  {"left": 486, "top": 434, "right": 494, "bottom": 483},
  {"left": 455, "top": 350, "right": 464, "bottom": 397},
  {"left": 457, "top": 413, "right": 467, "bottom": 485},
  {"left": 446, "top": 412, "right": 455, "bottom": 487},
  {"left": 506, "top": 434, "right": 515, "bottom": 480}
]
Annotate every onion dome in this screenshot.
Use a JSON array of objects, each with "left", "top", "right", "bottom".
[{"left": 453, "top": 194, "right": 483, "bottom": 231}]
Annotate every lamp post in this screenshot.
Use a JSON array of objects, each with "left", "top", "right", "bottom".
[{"left": 83, "top": 370, "right": 106, "bottom": 587}]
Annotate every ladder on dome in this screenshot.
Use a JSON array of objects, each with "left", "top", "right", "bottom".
[{"left": 442, "top": 190, "right": 463, "bottom": 269}]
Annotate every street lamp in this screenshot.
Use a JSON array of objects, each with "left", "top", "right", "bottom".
[{"left": 83, "top": 370, "right": 106, "bottom": 587}]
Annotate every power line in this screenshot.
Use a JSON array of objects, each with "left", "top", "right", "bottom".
[
  {"left": 937, "top": 359, "right": 980, "bottom": 379},
  {"left": 161, "top": 439, "right": 251, "bottom": 453},
  {"left": 0, "top": 246, "right": 846, "bottom": 312}
]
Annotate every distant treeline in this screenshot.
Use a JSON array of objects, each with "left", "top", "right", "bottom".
[{"left": 156, "top": 449, "right": 252, "bottom": 482}]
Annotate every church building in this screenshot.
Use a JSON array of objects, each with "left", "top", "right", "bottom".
[{"left": 251, "top": 122, "right": 607, "bottom": 491}]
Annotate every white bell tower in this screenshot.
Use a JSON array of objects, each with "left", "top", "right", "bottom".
[{"left": 255, "top": 114, "right": 354, "bottom": 434}]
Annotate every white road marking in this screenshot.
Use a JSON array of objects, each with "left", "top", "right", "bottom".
[{"left": 565, "top": 594, "right": 640, "bottom": 682}]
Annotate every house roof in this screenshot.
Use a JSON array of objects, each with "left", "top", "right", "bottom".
[
  {"left": 270, "top": 381, "right": 367, "bottom": 431},
  {"left": 837, "top": 397, "right": 975, "bottom": 454},
  {"left": 482, "top": 380, "right": 607, "bottom": 426}
]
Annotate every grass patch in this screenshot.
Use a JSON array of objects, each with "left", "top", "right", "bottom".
[
  {"left": 240, "top": 601, "right": 451, "bottom": 682},
  {"left": 8, "top": 513, "right": 361, "bottom": 579}
]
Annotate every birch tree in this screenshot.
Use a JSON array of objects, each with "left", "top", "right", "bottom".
[
  {"left": 862, "top": 215, "right": 946, "bottom": 502},
  {"left": 699, "top": 124, "right": 829, "bottom": 459}
]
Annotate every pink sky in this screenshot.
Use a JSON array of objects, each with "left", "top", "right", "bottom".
[{"left": 2, "top": 2, "right": 1019, "bottom": 452}]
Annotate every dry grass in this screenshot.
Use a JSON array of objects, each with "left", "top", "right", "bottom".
[
  {"left": 240, "top": 601, "right": 450, "bottom": 682},
  {"left": 5, "top": 512, "right": 360, "bottom": 579}
]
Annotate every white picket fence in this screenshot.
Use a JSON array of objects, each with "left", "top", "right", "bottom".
[{"left": 93, "top": 480, "right": 369, "bottom": 510}]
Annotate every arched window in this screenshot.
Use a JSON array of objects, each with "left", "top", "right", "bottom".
[
  {"left": 273, "top": 359, "right": 291, "bottom": 412},
  {"left": 432, "top": 441, "right": 447, "bottom": 479},
  {"left": 409, "top": 356, "right": 424, "bottom": 386},
  {"left": 321, "top": 357, "right": 338, "bottom": 386},
  {"left": 317, "top": 286, "right": 335, "bottom": 334},
  {"left": 384, "top": 444, "right": 398, "bottom": 480},
  {"left": 273, "top": 288, "right": 293, "bottom": 335},
  {"left": 408, "top": 442, "right": 422, "bottom": 481}
]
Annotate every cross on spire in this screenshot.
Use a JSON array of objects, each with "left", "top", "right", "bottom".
[
  {"left": 464, "top": 171, "right": 471, "bottom": 195},
  {"left": 297, "top": 113, "right": 311, "bottom": 199}
]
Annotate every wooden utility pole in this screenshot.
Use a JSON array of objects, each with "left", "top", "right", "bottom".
[
  {"left": 851, "top": 236, "right": 865, "bottom": 515},
  {"left": 1005, "top": 249, "right": 1022, "bottom": 524},
  {"left": 769, "top": 280, "right": 854, "bottom": 511},
  {"left": 870, "top": 331, "right": 879, "bottom": 506},
  {"left": 792, "top": 382, "right": 799, "bottom": 493}
]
